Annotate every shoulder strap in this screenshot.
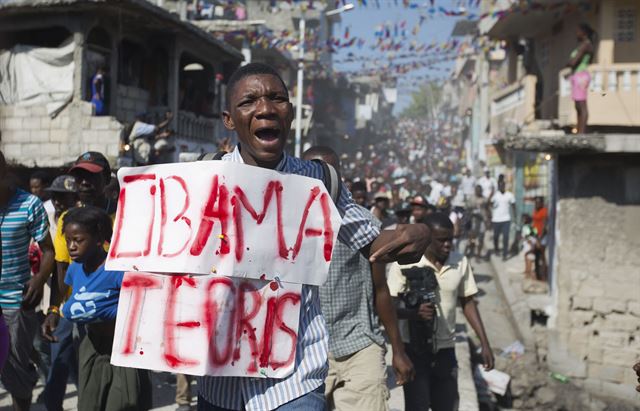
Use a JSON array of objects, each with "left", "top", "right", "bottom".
[
  {"left": 311, "top": 159, "right": 342, "bottom": 205},
  {"left": 198, "top": 151, "right": 227, "bottom": 161}
]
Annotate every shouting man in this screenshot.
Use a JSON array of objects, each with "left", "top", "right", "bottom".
[{"left": 196, "top": 63, "right": 429, "bottom": 411}]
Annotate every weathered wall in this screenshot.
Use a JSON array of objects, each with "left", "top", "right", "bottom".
[
  {"left": 549, "top": 153, "right": 640, "bottom": 403},
  {"left": 0, "top": 102, "right": 122, "bottom": 167},
  {"left": 115, "top": 85, "right": 150, "bottom": 124}
]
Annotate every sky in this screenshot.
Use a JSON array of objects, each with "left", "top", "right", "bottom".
[{"left": 330, "top": 1, "right": 476, "bottom": 114}]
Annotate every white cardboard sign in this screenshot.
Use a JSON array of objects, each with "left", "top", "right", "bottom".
[
  {"left": 107, "top": 161, "right": 342, "bottom": 378},
  {"left": 110, "top": 272, "right": 302, "bottom": 378}
]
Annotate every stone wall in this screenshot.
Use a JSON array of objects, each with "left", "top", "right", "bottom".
[
  {"left": 0, "top": 102, "right": 123, "bottom": 167},
  {"left": 549, "top": 153, "right": 640, "bottom": 403},
  {"left": 115, "top": 85, "right": 150, "bottom": 124}
]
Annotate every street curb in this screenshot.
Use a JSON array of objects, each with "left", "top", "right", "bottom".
[
  {"left": 487, "top": 255, "right": 535, "bottom": 349},
  {"left": 455, "top": 317, "right": 480, "bottom": 411}
]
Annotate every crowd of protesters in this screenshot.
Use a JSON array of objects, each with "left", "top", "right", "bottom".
[{"left": 0, "top": 63, "right": 562, "bottom": 411}]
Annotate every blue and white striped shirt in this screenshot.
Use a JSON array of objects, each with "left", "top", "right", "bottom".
[
  {"left": 198, "top": 147, "right": 380, "bottom": 410},
  {"left": 0, "top": 189, "right": 49, "bottom": 309}
]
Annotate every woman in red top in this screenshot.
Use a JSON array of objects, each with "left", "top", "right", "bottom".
[
  {"left": 531, "top": 197, "right": 548, "bottom": 281},
  {"left": 532, "top": 197, "right": 548, "bottom": 238}
]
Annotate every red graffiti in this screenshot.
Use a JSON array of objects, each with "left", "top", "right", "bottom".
[
  {"left": 111, "top": 173, "right": 336, "bottom": 267},
  {"left": 189, "top": 175, "right": 230, "bottom": 257},
  {"left": 232, "top": 181, "right": 288, "bottom": 261},
  {"left": 158, "top": 176, "right": 192, "bottom": 257},
  {"left": 120, "top": 273, "right": 300, "bottom": 374},
  {"left": 120, "top": 274, "right": 163, "bottom": 354},
  {"left": 269, "top": 293, "right": 300, "bottom": 369},
  {"left": 204, "top": 278, "right": 236, "bottom": 366},
  {"left": 292, "top": 188, "right": 335, "bottom": 261},
  {"left": 233, "top": 282, "right": 261, "bottom": 372},
  {"left": 110, "top": 174, "right": 157, "bottom": 259},
  {"left": 164, "top": 275, "right": 200, "bottom": 368}
]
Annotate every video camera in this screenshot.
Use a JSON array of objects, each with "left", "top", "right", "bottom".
[{"left": 398, "top": 266, "right": 439, "bottom": 354}]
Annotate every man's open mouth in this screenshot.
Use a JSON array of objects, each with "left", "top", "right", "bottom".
[{"left": 254, "top": 127, "right": 281, "bottom": 141}]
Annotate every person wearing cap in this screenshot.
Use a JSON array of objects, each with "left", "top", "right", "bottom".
[
  {"left": 371, "top": 192, "right": 393, "bottom": 228},
  {"left": 42, "top": 152, "right": 116, "bottom": 411},
  {"left": 46, "top": 175, "right": 79, "bottom": 230},
  {"left": 410, "top": 195, "right": 435, "bottom": 225},
  {"left": 0, "top": 151, "right": 54, "bottom": 411},
  {"left": 394, "top": 202, "right": 412, "bottom": 226}
]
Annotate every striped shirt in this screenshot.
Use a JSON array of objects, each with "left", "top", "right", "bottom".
[
  {"left": 0, "top": 189, "right": 49, "bottom": 309},
  {"left": 198, "top": 146, "right": 380, "bottom": 410}
]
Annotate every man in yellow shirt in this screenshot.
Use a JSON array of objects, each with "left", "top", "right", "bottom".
[{"left": 388, "top": 212, "right": 494, "bottom": 411}]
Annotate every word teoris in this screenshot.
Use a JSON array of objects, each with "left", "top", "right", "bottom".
[
  {"left": 110, "top": 273, "right": 301, "bottom": 378},
  {"left": 107, "top": 161, "right": 342, "bottom": 378}
]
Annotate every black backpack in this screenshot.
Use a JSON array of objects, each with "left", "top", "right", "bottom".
[{"left": 198, "top": 152, "right": 342, "bottom": 205}]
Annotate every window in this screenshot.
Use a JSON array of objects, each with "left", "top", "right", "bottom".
[{"left": 616, "top": 9, "right": 637, "bottom": 42}]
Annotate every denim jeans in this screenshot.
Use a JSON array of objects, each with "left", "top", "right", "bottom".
[
  {"left": 492, "top": 221, "right": 511, "bottom": 258},
  {"left": 403, "top": 346, "right": 459, "bottom": 411},
  {"left": 197, "top": 385, "right": 325, "bottom": 411},
  {"left": 43, "top": 317, "right": 84, "bottom": 411}
]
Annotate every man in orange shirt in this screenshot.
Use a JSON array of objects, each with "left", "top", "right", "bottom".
[{"left": 531, "top": 197, "right": 548, "bottom": 238}]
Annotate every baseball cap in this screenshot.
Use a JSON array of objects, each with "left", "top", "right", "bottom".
[
  {"left": 409, "top": 195, "right": 430, "bottom": 208},
  {"left": 70, "top": 151, "right": 111, "bottom": 175},
  {"left": 44, "top": 175, "right": 77, "bottom": 193},
  {"left": 395, "top": 202, "right": 412, "bottom": 214}
]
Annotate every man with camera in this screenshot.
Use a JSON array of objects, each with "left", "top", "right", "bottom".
[{"left": 388, "top": 212, "right": 494, "bottom": 411}]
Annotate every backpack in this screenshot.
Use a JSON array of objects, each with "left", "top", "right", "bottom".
[{"left": 198, "top": 152, "right": 342, "bottom": 204}]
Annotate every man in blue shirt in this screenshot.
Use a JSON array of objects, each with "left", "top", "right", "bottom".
[
  {"left": 197, "top": 63, "right": 429, "bottom": 411},
  {"left": 0, "top": 151, "right": 54, "bottom": 411}
]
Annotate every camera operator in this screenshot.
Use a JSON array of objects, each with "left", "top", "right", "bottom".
[{"left": 388, "top": 212, "right": 494, "bottom": 411}]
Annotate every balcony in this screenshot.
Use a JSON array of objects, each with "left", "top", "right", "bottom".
[
  {"left": 489, "top": 75, "right": 537, "bottom": 141},
  {"left": 559, "top": 64, "right": 640, "bottom": 128},
  {"left": 176, "top": 110, "right": 229, "bottom": 142}
]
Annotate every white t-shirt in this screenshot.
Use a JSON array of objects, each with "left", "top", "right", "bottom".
[
  {"left": 44, "top": 199, "right": 57, "bottom": 239},
  {"left": 460, "top": 175, "right": 476, "bottom": 197},
  {"left": 478, "top": 176, "right": 496, "bottom": 198},
  {"left": 491, "top": 191, "right": 515, "bottom": 223},
  {"left": 451, "top": 190, "right": 466, "bottom": 208},
  {"left": 429, "top": 181, "right": 443, "bottom": 205}
]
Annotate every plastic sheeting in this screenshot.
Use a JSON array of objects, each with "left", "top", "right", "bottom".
[{"left": 0, "top": 39, "right": 75, "bottom": 117}]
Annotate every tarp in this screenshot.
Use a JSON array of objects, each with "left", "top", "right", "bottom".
[{"left": 0, "top": 39, "right": 74, "bottom": 117}]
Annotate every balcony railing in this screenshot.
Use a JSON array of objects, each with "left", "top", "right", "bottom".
[
  {"left": 489, "top": 75, "right": 537, "bottom": 140},
  {"left": 176, "top": 110, "right": 229, "bottom": 142},
  {"left": 559, "top": 64, "right": 640, "bottom": 127}
]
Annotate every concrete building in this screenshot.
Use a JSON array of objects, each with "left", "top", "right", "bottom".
[
  {"left": 0, "top": 0, "right": 243, "bottom": 168},
  {"left": 479, "top": 0, "right": 640, "bottom": 404}
]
